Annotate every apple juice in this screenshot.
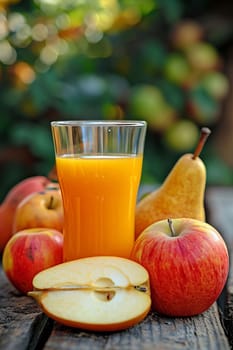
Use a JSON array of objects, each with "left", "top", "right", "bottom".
[{"left": 56, "top": 154, "right": 143, "bottom": 261}]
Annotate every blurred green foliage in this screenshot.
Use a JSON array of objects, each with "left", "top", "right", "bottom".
[{"left": 0, "top": 0, "right": 233, "bottom": 200}]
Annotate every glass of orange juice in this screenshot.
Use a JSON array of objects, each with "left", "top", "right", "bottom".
[{"left": 51, "top": 120, "right": 147, "bottom": 261}]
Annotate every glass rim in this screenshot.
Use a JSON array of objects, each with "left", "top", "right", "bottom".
[{"left": 51, "top": 120, "right": 146, "bottom": 127}]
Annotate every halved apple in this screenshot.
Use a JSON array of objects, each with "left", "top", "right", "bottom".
[{"left": 28, "top": 256, "right": 151, "bottom": 332}]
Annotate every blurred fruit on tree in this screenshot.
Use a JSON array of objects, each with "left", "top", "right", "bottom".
[{"left": 0, "top": 0, "right": 233, "bottom": 200}]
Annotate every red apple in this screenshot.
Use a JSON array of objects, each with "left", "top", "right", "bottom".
[
  {"left": 2, "top": 228, "right": 63, "bottom": 294},
  {"left": 12, "top": 187, "right": 64, "bottom": 233},
  {"left": 131, "top": 218, "right": 229, "bottom": 317}
]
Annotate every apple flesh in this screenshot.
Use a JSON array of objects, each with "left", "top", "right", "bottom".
[
  {"left": 2, "top": 228, "right": 63, "bottom": 294},
  {"left": 13, "top": 187, "right": 64, "bottom": 233},
  {"left": 29, "top": 256, "right": 151, "bottom": 332},
  {"left": 0, "top": 176, "right": 50, "bottom": 251},
  {"left": 131, "top": 218, "right": 229, "bottom": 317}
]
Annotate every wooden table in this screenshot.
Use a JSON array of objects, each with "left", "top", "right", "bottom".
[{"left": 0, "top": 186, "right": 233, "bottom": 350}]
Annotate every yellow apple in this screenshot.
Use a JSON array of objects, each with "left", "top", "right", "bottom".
[
  {"left": 28, "top": 256, "right": 151, "bottom": 332},
  {"left": 0, "top": 176, "right": 51, "bottom": 252},
  {"left": 12, "top": 187, "right": 64, "bottom": 233}
]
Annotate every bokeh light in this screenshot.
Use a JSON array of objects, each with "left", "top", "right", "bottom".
[
  {"left": 0, "top": 40, "right": 17, "bottom": 64},
  {"left": 0, "top": 13, "right": 8, "bottom": 39},
  {"left": 12, "top": 61, "right": 36, "bottom": 84}
]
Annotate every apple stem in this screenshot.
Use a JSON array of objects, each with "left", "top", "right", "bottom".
[
  {"left": 168, "top": 218, "right": 176, "bottom": 237},
  {"left": 48, "top": 195, "right": 54, "bottom": 209},
  {"left": 192, "top": 127, "right": 211, "bottom": 160},
  {"left": 134, "top": 285, "right": 148, "bottom": 293}
]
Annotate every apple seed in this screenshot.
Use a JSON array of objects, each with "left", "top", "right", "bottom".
[{"left": 94, "top": 290, "right": 116, "bottom": 302}]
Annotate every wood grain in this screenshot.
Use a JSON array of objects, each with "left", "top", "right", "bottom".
[
  {"left": 0, "top": 268, "right": 52, "bottom": 350},
  {"left": 43, "top": 304, "right": 229, "bottom": 350},
  {"left": 206, "top": 187, "right": 233, "bottom": 349}
]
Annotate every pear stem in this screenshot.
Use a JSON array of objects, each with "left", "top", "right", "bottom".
[
  {"left": 192, "top": 127, "right": 211, "bottom": 160},
  {"left": 168, "top": 218, "right": 176, "bottom": 237}
]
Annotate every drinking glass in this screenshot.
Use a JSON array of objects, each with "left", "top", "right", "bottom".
[{"left": 51, "top": 120, "right": 147, "bottom": 261}]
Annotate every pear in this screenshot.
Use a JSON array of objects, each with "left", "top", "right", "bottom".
[{"left": 135, "top": 127, "right": 211, "bottom": 238}]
